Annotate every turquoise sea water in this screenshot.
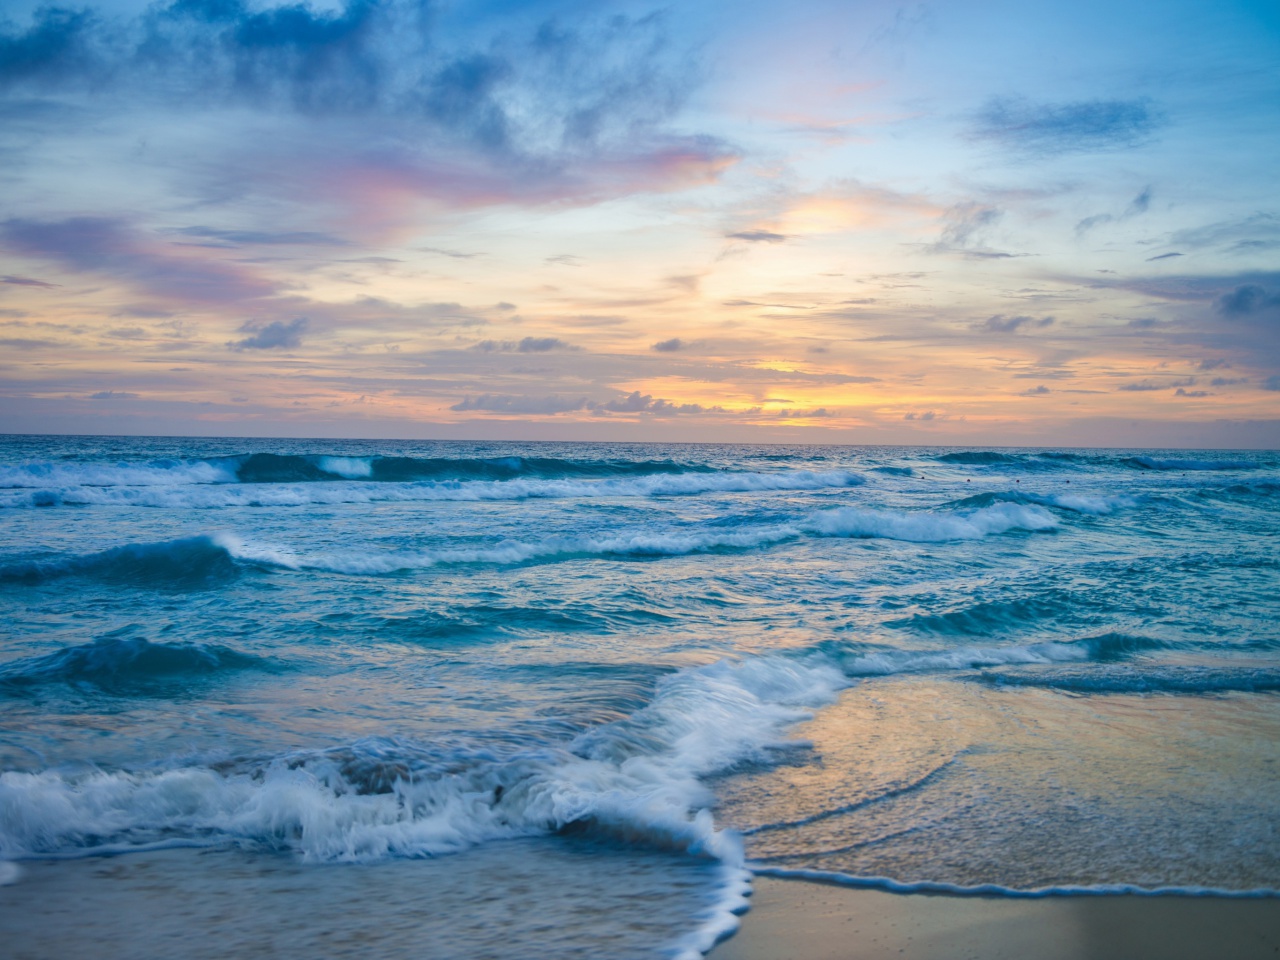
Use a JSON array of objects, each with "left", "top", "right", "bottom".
[{"left": 1, "top": 436, "right": 1278, "bottom": 956}]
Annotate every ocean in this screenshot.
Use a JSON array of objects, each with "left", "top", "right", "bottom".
[{"left": 1, "top": 435, "right": 1277, "bottom": 957}]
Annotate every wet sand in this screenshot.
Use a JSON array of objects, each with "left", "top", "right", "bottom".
[{"left": 709, "top": 877, "right": 1280, "bottom": 960}]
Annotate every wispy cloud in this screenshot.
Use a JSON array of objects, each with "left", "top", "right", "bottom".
[
  {"left": 0, "top": 217, "right": 276, "bottom": 303},
  {"left": 975, "top": 314, "right": 1054, "bottom": 333},
  {"left": 972, "top": 97, "right": 1160, "bottom": 155},
  {"left": 1, "top": 275, "right": 57, "bottom": 287},
  {"left": 727, "top": 230, "right": 787, "bottom": 243},
  {"left": 928, "top": 201, "right": 1010, "bottom": 257},
  {"left": 472, "top": 336, "right": 573, "bottom": 352}
]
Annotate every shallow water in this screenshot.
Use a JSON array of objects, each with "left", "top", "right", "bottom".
[{"left": 1, "top": 436, "right": 1278, "bottom": 954}]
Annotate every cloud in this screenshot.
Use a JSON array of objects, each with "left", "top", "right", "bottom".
[
  {"left": 1075, "top": 186, "right": 1153, "bottom": 235},
  {"left": 929, "top": 202, "right": 1007, "bottom": 257},
  {"left": 1174, "top": 388, "right": 1211, "bottom": 397},
  {"left": 1173, "top": 213, "right": 1280, "bottom": 254},
  {"left": 87, "top": 390, "right": 139, "bottom": 400},
  {"left": 1264, "top": 376, "right": 1280, "bottom": 391},
  {"left": 472, "top": 336, "right": 572, "bottom": 352},
  {"left": 449, "top": 389, "right": 732, "bottom": 417},
  {"left": 1126, "top": 186, "right": 1152, "bottom": 216},
  {"left": 1217, "top": 285, "right": 1280, "bottom": 317},
  {"left": 0, "top": 217, "right": 276, "bottom": 303},
  {"left": 229, "top": 317, "right": 308, "bottom": 350},
  {"left": 774, "top": 408, "right": 831, "bottom": 418},
  {"left": 172, "top": 226, "right": 350, "bottom": 247},
  {"left": 971, "top": 97, "right": 1160, "bottom": 155},
  {"left": 651, "top": 337, "right": 684, "bottom": 352},
  {"left": 590, "top": 391, "right": 731, "bottom": 417},
  {"left": 450, "top": 393, "right": 586, "bottom": 414},
  {"left": 976, "top": 314, "right": 1054, "bottom": 333},
  {"left": 1117, "top": 377, "right": 1196, "bottom": 392},
  {"left": 0, "top": 0, "right": 731, "bottom": 203},
  {"left": 1, "top": 274, "right": 57, "bottom": 287},
  {"left": 1147, "top": 252, "right": 1183, "bottom": 261},
  {"left": 903, "top": 411, "right": 935, "bottom": 421},
  {"left": 1020, "top": 385, "right": 1051, "bottom": 396},
  {"left": 727, "top": 230, "right": 787, "bottom": 243}
]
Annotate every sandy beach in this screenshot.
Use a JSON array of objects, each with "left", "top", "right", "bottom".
[{"left": 709, "top": 876, "right": 1280, "bottom": 960}]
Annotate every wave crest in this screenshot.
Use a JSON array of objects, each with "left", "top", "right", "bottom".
[{"left": 0, "top": 636, "right": 271, "bottom": 694}]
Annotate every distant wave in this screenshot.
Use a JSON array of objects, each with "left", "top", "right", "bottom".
[
  {"left": 1124, "top": 456, "right": 1258, "bottom": 471},
  {"left": 0, "top": 453, "right": 714, "bottom": 490},
  {"left": 933, "top": 451, "right": 1023, "bottom": 465},
  {"left": 929, "top": 450, "right": 1265, "bottom": 474},
  {"left": 0, "top": 636, "right": 272, "bottom": 695},
  {"left": 3, "top": 468, "right": 867, "bottom": 510}
]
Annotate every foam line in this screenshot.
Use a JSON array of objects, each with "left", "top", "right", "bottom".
[{"left": 749, "top": 866, "right": 1280, "bottom": 898}]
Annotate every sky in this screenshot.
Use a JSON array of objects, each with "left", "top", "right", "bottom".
[{"left": 1, "top": 0, "right": 1277, "bottom": 446}]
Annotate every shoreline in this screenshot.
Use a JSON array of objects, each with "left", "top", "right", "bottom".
[{"left": 708, "top": 875, "right": 1280, "bottom": 960}]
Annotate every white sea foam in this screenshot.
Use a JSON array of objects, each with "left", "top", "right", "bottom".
[
  {"left": 803, "top": 502, "right": 1057, "bottom": 541},
  {"left": 316, "top": 456, "right": 374, "bottom": 479}
]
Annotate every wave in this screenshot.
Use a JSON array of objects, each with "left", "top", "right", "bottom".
[
  {"left": 0, "top": 459, "right": 236, "bottom": 489},
  {"left": 932, "top": 451, "right": 1022, "bottom": 465},
  {"left": 1125, "top": 456, "right": 1258, "bottom": 471},
  {"left": 815, "top": 633, "right": 1167, "bottom": 679},
  {"left": 800, "top": 502, "right": 1056, "bottom": 542},
  {"left": 976, "top": 664, "right": 1280, "bottom": 695},
  {"left": 0, "top": 453, "right": 714, "bottom": 490},
  {"left": 0, "top": 636, "right": 272, "bottom": 695},
  {"left": 3, "top": 468, "right": 867, "bottom": 510},
  {"left": 0, "top": 654, "right": 840, "bottom": 884},
  {"left": 943, "top": 490, "right": 1137, "bottom": 516},
  {"left": 0, "top": 536, "right": 241, "bottom": 588},
  {"left": 2, "top": 502, "right": 1058, "bottom": 585},
  {"left": 887, "top": 594, "right": 1085, "bottom": 637},
  {"left": 228, "top": 503, "right": 1055, "bottom": 575},
  {"left": 748, "top": 866, "right": 1280, "bottom": 898}
]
